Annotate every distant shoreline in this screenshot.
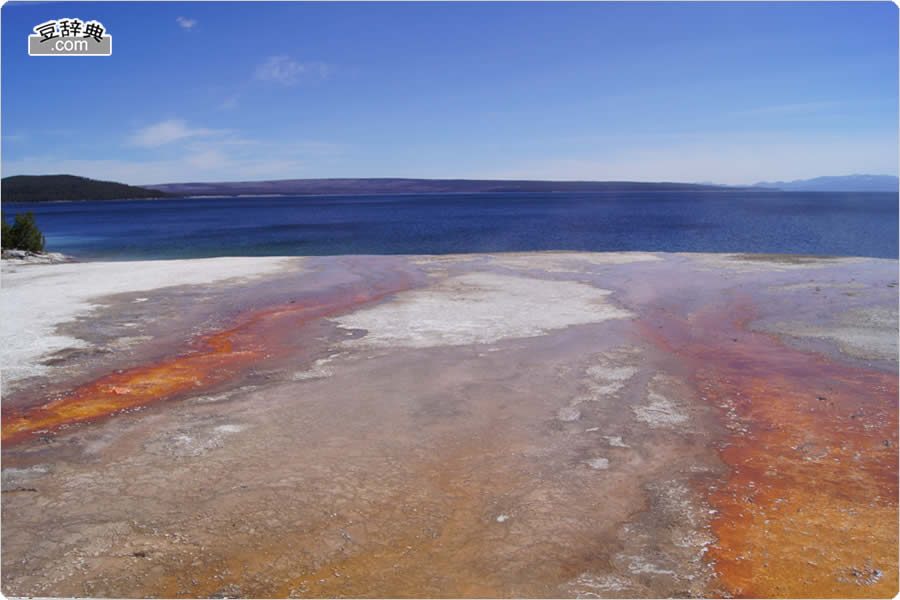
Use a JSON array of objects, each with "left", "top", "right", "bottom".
[
  {"left": 5, "top": 174, "right": 897, "bottom": 203},
  {"left": 6, "top": 188, "right": 899, "bottom": 205},
  {"left": 144, "top": 177, "right": 750, "bottom": 198}
]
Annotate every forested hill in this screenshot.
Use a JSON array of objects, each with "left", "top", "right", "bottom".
[
  {"left": 2, "top": 175, "right": 173, "bottom": 202},
  {"left": 145, "top": 178, "right": 740, "bottom": 197}
]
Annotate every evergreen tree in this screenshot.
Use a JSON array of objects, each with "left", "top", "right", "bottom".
[
  {"left": 1, "top": 212, "right": 11, "bottom": 249},
  {"left": 5, "top": 211, "right": 46, "bottom": 252}
]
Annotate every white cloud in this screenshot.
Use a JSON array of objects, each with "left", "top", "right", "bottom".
[
  {"left": 128, "top": 119, "right": 222, "bottom": 148},
  {"left": 176, "top": 16, "right": 197, "bottom": 30},
  {"left": 255, "top": 56, "right": 330, "bottom": 85}
]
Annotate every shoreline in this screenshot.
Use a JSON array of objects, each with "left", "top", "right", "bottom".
[
  {"left": 5, "top": 248, "right": 897, "bottom": 265},
  {"left": 1, "top": 248, "right": 75, "bottom": 265},
  {"left": 2, "top": 187, "right": 895, "bottom": 206}
]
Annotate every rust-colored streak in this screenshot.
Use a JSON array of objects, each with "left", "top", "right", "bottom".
[
  {"left": 2, "top": 267, "right": 415, "bottom": 444},
  {"left": 704, "top": 370, "right": 897, "bottom": 598},
  {"left": 641, "top": 302, "right": 898, "bottom": 598}
]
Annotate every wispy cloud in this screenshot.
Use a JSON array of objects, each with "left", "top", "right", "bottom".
[
  {"left": 731, "top": 101, "right": 840, "bottom": 116},
  {"left": 1, "top": 156, "right": 311, "bottom": 186},
  {"left": 478, "top": 132, "right": 898, "bottom": 186},
  {"left": 2, "top": 134, "right": 26, "bottom": 142},
  {"left": 4, "top": 130, "right": 347, "bottom": 184},
  {"left": 128, "top": 119, "right": 223, "bottom": 148},
  {"left": 185, "top": 149, "right": 228, "bottom": 170},
  {"left": 285, "top": 140, "right": 345, "bottom": 156},
  {"left": 176, "top": 16, "right": 197, "bottom": 31},
  {"left": 219, "top": 95, "right": 239, "bottom": 110},
  {"left": 255, "top": 56, "right": 330, "bottom": 85}
]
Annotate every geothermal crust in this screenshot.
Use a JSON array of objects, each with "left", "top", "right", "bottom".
[{"left": 1, "top": 251, "right": 897, "bottom": 599}]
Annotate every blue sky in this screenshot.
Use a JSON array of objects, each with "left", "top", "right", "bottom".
[{"left": 2, "top": 1, "right": 897, "bottom": 185}]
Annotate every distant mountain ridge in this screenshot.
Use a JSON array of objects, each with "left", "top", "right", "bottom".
[
  {"left": 145, "top": 178, "right": 743, "bottom": 197},
  {"left": 2, "top": 175, "right": 172, "bottom": 202},
  {"left": 753, "top": 174, "right": 898, "bottom": 192}
]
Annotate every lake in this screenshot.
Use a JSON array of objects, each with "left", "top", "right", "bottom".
[{"left": 4, "top": 190, "right": 897, "bottom": 260}]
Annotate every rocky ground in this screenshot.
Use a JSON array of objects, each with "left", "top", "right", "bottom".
[
  {"left": 1, "top": 252, "right": 897, "bottom": 598},
  {"left": 1, "top": 248, "right": 74, "bottom": 265}
]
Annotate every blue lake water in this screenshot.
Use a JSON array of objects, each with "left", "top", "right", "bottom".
[{"left": 3, "top": 191, "right": 897, "bottom": 260}]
